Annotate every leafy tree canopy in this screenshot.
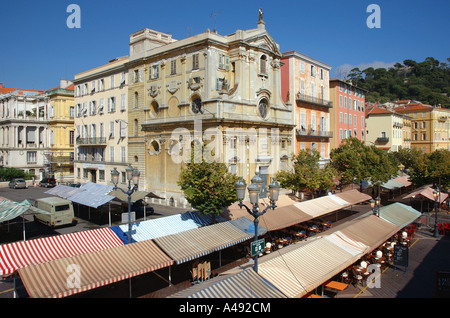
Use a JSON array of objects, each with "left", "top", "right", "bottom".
[
  {"left": 330, "top": 137, "right": 398, "bottom": 190},
  {"left": 346, "top": 57, "right": 450, "bottom": 107},
  {"left": 276, "top": 149, "right": 337, "bottom": 198},
  {"left": 178, "top": 153, "right": 238, "bottom": 223}
]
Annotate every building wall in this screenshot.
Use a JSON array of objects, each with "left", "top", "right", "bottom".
[
  {"left": 128, "top": 23, "right": 293, "bottom": 206},
  {"left": 73, "top": 57, "right": 129, "bottom": 186},
  {"left": 365, "top": 112, "right": 407, "bottom": 151},
  {"left": 409, "top": 109, "right": 450, "bottom": 153},
  {"left": 281, "top": 51, "right": 331, "bottom": 163},
  {"left": 432, "top": 109, "right": 450, "bottom": 151},
  {"left": 0, "top": 91, "right": 50, "bottom": 179},
  {"left": 46, "top": 85, "right": 75, "bottom": 183},
  {"left": 329, "top": 79, "right": 366, "bottom": 149}
]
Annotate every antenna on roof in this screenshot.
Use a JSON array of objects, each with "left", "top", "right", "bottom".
[{"left": 210, "top": 10, "right": 221, "bottom": 33}]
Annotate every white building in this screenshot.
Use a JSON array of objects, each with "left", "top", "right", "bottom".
[{"left": 0, "top": 88, "right": 52, "bottom": 179}]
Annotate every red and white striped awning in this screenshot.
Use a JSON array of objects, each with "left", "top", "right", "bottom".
[
  {"left": 18, "top": 239, "right": 174, "bottom": 298},
  {"left": 0, "top": 228, "right": 123, "bottom": 279}
]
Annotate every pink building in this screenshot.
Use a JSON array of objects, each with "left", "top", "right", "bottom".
[
  {"left": 281, "top": 51, "right": 332, "bottom": 165},
  {"left": 329, "top": 79, "right": 367, "bottom": 149}
]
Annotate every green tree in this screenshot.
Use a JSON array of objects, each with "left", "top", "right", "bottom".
[
  {"left": 276, "top": 149, "right": 337, "bottom": 198},
  {"left": 330, "top": 137, "right": 397, "bottom": 190},
  {"left": 178, "top": 156, "right": 238, "bottom": 224},
  {"left": 354, "top": 57, "right": 450, "bottom": 108},
  {"left": 0, "top": 168, "right": 26, "bottom": 182},
  {"left": 330, "top": 137, "right": 368, "bottom": 190},
  {"left": 393, "top": 146, "right": 425, "bottom": 171},
  {"left": 427, "top": 149, "right": 450, "bottom": 189}
]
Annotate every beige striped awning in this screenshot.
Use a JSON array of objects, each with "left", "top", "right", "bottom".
[
  {"left": 18, "top": 239, "right": 173, "bottom": 298},
  {"left": 154, "top": 221, "right": 252, "bottom": 264},
  {"left": 339, "top": 215, "right": 400, "bottom": 253},
  {"left": 170, "top": 268, "right": 286, "bottom": 298},
  {"left": 258, "top": 235, "right": 362, "bottom": 298},
  {"left": 334, "top": 189, "right": 372, "bottom": 205}
]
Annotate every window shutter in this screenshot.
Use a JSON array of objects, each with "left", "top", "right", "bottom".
[
  {"left": 219, "top": 54, "right": 223, "bottom": 69},
  {"left": 225, "top": 56, "right": 230, "bottom": 70}
]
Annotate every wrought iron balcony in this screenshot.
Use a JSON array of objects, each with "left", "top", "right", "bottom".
[
  {"left": 76, "top": 137, "right": 107, "bottom": 145},
  {"left": 295, "top": 93, "right": 333, "bottom": 108},
  {"left": 296, "top": 126, "right": 333, "bottom": 138},
  {"left": 376, "top": 137, "right": 389, "bottom": 143}
]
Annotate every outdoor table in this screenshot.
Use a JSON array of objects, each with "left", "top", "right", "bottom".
[
  {"left": 319, "top": 280, "right": 348, "bottom": 298},
  {"left": 352, "top": 265, "right": 367, "bottom": 275},
  {"left": 294, "top": 232, "right": 306, "bottom": 239},
  {"left": 305, "top": 293, "right": 323, "bottom": 298}
]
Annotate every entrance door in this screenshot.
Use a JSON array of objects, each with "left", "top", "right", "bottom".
[{"left": 90, "top": 169, "right": 97, "bottom": 183}]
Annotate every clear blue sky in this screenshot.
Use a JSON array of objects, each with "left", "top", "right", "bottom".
[{"left": 0, "top": 0, "right": 449, "bottom": 90}]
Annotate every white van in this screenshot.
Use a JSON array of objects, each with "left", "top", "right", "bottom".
[{"left": 33, "top": 197, "right": 75, "bottom": 228}]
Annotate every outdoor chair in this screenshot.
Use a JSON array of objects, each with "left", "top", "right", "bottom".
[
  {"left": 350, "top": 268, "right": 363, "bottom": 286},
  {"left": 341, "top": 271, "right": 350, "bottom": 284},
  {"left": 265, "top": 242, "right": 272, "bottom": 254},
  {"left": 444, "top": 223, "right": 450, "bottom": 235}
]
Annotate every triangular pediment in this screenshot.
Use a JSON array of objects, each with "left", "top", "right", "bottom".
[
  {"left": 246, "top": 33, "right": 281, "bottom": 56},
  {"left": 228, "top": 27, "right": 282, "bottom": 57}
]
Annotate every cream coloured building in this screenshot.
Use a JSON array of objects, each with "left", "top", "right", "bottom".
[
  {"left": 73, "top": 56, "right": 129, "bottom": 185},
  {"left": 127, "top": 15, "right": 294, "bottom": 206},
  {"left": 365, "top": 105, "right": 411, "bottom": 152}
]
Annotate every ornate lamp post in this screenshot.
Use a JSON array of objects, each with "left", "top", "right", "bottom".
[
  {"left": 433, "top": 189, "right": 440, "bottom": 238},
  {"left": 235, "top": 172, "right": 280, "bottom": 273},
  {"left": 111, "top": 165, "right": 140, "bottom": 244},
  {"left": 370, "top": 196, "right": 381, "bottom": 216}
]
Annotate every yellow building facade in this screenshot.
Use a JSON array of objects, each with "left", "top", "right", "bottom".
[
  {"left": 393, "top": 102, "right": 450, "bottom": 153},
  {"left": 45, "top": 80, "right": 75, "bottom": 183},
  {"left": 127, "top": 17, "right": 294, "bottom": 207}
]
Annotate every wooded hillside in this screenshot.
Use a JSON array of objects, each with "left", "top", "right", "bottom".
[{"left": 346, "top": 57, "right": 450, "bottom": 108}]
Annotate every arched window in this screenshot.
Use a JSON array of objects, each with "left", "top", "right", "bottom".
[
  {"left": 134, "top": 119, "right": 139, "bottom": 136},
  {"left": 134, "top": 92, "right": 139, "bottom": 108},
  {"left": 260, "top": 55, "right": 267, "bottom": 75},
  {"left": 150, "top": 101, "right": 159, "bottom": 117},
  {"left": 258, "top": 98, "right": 269, "bottom": 119},
  {"left": 191, "top": 96, "right": 202, "bottom": 114}
]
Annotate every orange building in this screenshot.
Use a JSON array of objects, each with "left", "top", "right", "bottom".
[
  {"left": 329, "top": 79, "right": 367, "bottom": 149},
  {"left": 281, "top": 51, "right": 332, "bottom": 165}
]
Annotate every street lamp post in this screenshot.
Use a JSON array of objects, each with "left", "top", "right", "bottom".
[
  {"left": 111, "top": 165, "right": 140, "bottom": 244},
  {"left": 370, "top": 196, "right": 381, "bottom": 216},
  {"left": 433, "top": 189, "right": 440, "bottom": 238},
  {"left": 235, "top": 172, "right": 280, "bottom": 273}
]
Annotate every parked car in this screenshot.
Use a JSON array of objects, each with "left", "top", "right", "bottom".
[
  {"left": 39, "top": 177, "right": 56, "bottom": 188},
  {"left": 8, "top": 178, "right": 27, "bottom": 189}
]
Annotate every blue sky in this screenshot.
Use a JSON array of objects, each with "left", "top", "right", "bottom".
[{"left": 0, "top": 0, "right": 449, "bottom": 90}]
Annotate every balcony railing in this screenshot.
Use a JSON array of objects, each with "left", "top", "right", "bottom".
[
  {"left": 76, "top": 137, "right": 107, "bottom": 145},
  {"left": 296, "top": 93, "right": 333, "bottom": 108},
  {"left": 376, "top": 137, "right": 389, "bottom": 143},
  {"left": 296, "top": 126, "right": 333, "bottom": 138}
]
